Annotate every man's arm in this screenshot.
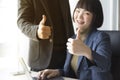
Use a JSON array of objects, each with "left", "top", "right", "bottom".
[{"left": 17, "top": 0, "right": 39, "bottom": 41}]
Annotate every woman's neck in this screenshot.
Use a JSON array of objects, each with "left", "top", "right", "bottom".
[{"left": 80, "top": 30, "right": 90, "bottom": 41}]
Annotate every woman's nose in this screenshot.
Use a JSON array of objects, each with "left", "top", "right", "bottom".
[{"left": 77, "top": 12, "right": 83, "bottom": 19}]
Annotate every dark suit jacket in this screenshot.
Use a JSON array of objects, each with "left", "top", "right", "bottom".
[
  {"left": 17, "top": 0, "right": 74, "bottom": 70},
  {"left": 63, "top": 29, "right": 113, "bottom": 80}
]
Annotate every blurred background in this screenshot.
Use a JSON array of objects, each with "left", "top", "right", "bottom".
[{"left": 0, "top": 0, "right": 120, "bottom": 78}]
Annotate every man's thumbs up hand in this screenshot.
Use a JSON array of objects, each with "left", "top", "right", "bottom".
[
  {"left": 40, "top": 15, "right": 46, "bottom": 25},
  {"left": 37, "top": 15, "right": 51, "bottom": 39}
]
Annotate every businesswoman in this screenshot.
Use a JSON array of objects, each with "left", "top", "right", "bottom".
[{"left": 38, "top": 0, "right": 113, "bottom": 80}]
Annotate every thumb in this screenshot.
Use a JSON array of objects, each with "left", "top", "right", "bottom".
[
  {"left": 76, "top": 28, "right": 81, "bottom": 40},
  {"left": 40, "top": 15, "right": 47, "bottom": 25}
]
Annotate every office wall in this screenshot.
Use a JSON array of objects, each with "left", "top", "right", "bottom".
[
  {"left": 0, "top": 0, "right": 18, "bottom": 57},
  {"left": 100, "top": 0, "right": 119, "bottom": 30}
]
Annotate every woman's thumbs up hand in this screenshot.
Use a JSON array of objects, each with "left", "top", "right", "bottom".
[{"left": 66, "top": 28, "right": 92, "bottom": 60}]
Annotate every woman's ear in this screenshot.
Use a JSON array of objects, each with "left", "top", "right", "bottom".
[{"left": 90, "top": 13, "right": 96, "bottom": 27}]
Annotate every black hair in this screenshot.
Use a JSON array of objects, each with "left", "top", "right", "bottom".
[{"left": 73, "top": 0, "right": 103, "bottom": 28}]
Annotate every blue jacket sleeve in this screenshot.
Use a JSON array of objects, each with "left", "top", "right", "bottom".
[{"left": 85, "top": 32, "right": 113, "bottom": 80}]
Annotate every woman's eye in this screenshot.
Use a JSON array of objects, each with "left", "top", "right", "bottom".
[
  {"left": 85, "top": 12, "right": 90, "bottom": 15},
  {"left": 75, "top": 9, "right": 80, "bottom": 13}
]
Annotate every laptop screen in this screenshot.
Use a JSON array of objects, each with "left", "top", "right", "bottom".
[{"left": 19, "top": 57, "right": 38, "bottom": 80}]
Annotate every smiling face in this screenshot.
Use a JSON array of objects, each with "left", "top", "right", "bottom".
[{"left": 73, "top": 8, "right": 93, "bottom": 34}]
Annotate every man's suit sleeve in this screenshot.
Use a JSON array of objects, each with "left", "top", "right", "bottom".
[{"left": 17, "top": 0, "right": 39, "bottom": 41}]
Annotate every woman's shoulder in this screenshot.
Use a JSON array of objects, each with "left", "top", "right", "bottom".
[
  {"left": 95, "top": 30, "right": 109, "bottom": 37},
  {"left": 92, "top": 30, "right": 110, "bottom": 40}
]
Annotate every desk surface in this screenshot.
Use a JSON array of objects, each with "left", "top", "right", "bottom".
[
  {"left": 0, "top": 70, "right": 77, "bottom": 80},
  {"left": 0, "top": 57, "right": 27, "bottom": 80},
  {"left": 0, "top": 57, "right": 78, "bottom": 80},
  {"left": 50, "top": 76, "right": 78, "bottom": 80},
  {"left": 31, "top": 71, "right": 78, "bottom": 80}
]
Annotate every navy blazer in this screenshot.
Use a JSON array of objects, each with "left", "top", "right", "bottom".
[{"left": 62, "top": 29, "right": 113, "bottom": 80}]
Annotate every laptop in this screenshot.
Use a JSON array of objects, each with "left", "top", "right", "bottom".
[
  {"left": 19, "top": 57, "right": 38, "bottom": 80},
  {"left": 19, "top": 57, "right": 78, "bottom": 80}
]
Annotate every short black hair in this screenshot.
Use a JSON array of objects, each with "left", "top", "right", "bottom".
[{"left": 73, "top": 0, "right": 103, "bottom": 28}]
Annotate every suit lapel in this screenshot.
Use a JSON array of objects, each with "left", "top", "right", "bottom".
[
  {"left": 59, "top": 0, "right": 72, "bottom": 38},
  {"left": 58, "top": 0, "right": 66, "bottom": 24},
  {"left": 39, "top": 0, "right": 48, "bottom": 11},
  {"left": 39, "top": 0, "right": 53, "bottom": 26},
  {"left": 39, "top": 0, "right": 53, "bottom": 39},
  {"left": 77, "top": 56, "right": 83, "bottom": 70},
  {"left": 76, "top": 30, "right": 95, "bottom": 71},
  {"left": 76, "top": 34, "right": 90, "bottom": 71}
]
